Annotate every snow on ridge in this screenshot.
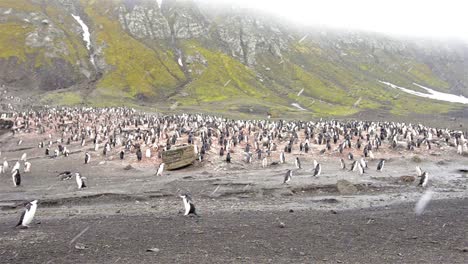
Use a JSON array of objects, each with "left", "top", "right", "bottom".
[
  {"left": 379, "top": 81, "right": 468, "bottom": 105},
  {"left": 72, "top": 14, "right": 91, "bottom": 50}
]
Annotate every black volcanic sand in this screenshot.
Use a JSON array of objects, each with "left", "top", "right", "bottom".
[{"left": 0, "top": 128, "right": 467, "bottom": 263}]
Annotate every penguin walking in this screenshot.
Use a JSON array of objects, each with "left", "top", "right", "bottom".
[
  {"left": 84, "top": 152, "right": 91, "bottom": 164},
  {"left": 313, "top": 162, "right": 321, "bottom": 177},
  {"left": 283, "top": 169, "right": 292, "bottom": 184},
  {"left": 12, "top": 169, "right": 21, "bottom": 187},
  {"left": 376, "top": 159, "right": 385, "bottom": 172},
  {"left": 156, "top": 163, "right": 165, "bottom": 176},
  {"left": 350, "top": 160, "right": 358, "bottom": 171},
  {"left": 120, "top": 150, "right": 125, "bottom": 160},
  {"left": 339, "top": 158, "right": 346, "bottom": 170},
  {"left": 180, "top": 194, "right": 197, "bottom": 216},
  {"left": 75, "top": 173, "right": 86, "bottom": 189},
  {"left": 418, "top": 171, "right": 429, "bottom": 187},
  {"left": 15, "top": 200, "right": 38, "bottom": 228},
  {"left": 295, "top": 157, "right": 301, "bottom": 169}
]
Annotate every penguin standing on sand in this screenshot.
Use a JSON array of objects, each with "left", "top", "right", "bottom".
[
  {"left": 340, "top": 158, "right": 346, "bottom": 170},
  {"left": 279, "top": 151, "right": 285, "bottom": 164},
  {"left": 84, "top": 152, "right": 91, "bottom": 164},
  {"left": 295, "top": 157, "right": 301, "bottom": 169},
  {"left": 226, "top": 152, "right": 231, "bottom": 163},
  {"left": 75, "top": 173, "right": 86, "bottom": 189},
  {"left": 418, "top": 171, "right": 429, "bottom": 187},
  {"left": 12, "top": 169, "right": 21, "bottom": 187},
  {"left": 120, "top": 150, "right": 125, "bottom": 160},
  {"left": 377, "top": 159, "right": 385, "bottom": 172},
  {"left": 156, "top": 163, "right": 165, "bottom": 176},
  {"left": 16, "top": 200, "right": 38, "bottom": 228},
  {"left": 283, "top": 169, "right": 292, "bottom": 184},
  {"left": 262, "top": 157, "right": 268, "bottom": 168},
  {"left": 350, "top": 160, "right": 358, "bottom": 171},
  {"left": 313, "top": 162, "right": 321, "bottom": 177},
  {"left": 180, "top": 194, "right": 197, "bottom": 216},
  {"left": 358, "top": 163, "right": 365, "bottom": 175}
]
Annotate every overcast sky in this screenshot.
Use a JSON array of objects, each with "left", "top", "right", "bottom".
[{"left": 198, "top": 0, "right": 468, "bottom": 42}]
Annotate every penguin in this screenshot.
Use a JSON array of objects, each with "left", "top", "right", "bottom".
[
  {"left": 57, "top": 171, "right": 73, "bottom": 180},
  {"left": 12, "top": 169, "right": 21, "bottom": 187},
  {"left": 20, "top": 153, "right": 27, "bottom": 161},
  {"left": 376, "top": 159, "right": 385, "bottom": 172},
  {"left": 136, "top": 148, "right": 142, "bottom": 161},
  {"left": 313, "top": 163, "right": 321, "bottom": 177},
  {"left": 283, "top": 169, "right": 292, "bottom": 184},
  {"left": 418, "top": 171, "right": 429, "bottom": 187},
  {"left": 24, "top": 161, "right": 31, "bottom": 173},
  {"left": 358, "top": 163, "right": 365, "bottom": 175},
  {"left": 120, "top": 150, "right": 125, "bottom": 160},
  {"left": 295, "top": 157, "right": 301, "bottom": 169},
  {"left": 11, "top": 161, "right": 20, "bottom": 173},
  {"left": 348, "top": 152, "right": 354, "bottom": 160},
  {"left": 75, "top": 173, "right": 86, "bottom": 189},
  {"left": 262, "top": 157, "right": 268, "bottom": 168},
  {"left": 84, "top": 152, "right": 91, "bottom": 164},
  {"left": 45, "top": 148, "right": 49, "bottom": 156},
  {"left": 313, "top": 159, "right": 318, "bottom": 170},
  {"left": 180, "top": 194, "right": 197, "bottom": 216},
  {"left": 350, "top": 160, "right": 358, "bottom": 171},
  {"left": 156, "top": 163, "right": 165, "bottom": 176},
  {"left": 54, "top": 149, "right": 59, "bottom": 158},
  {"left": 359, "top": 157, "right": 368, "bottom": 169},
  {"left": 2, "top": 159, "right": 8, "bottom": 172},
  {"left": 145, "top": 148, "right": 151, "bottom": 158},
  {"left": 339, "top": 158, "right": 346, "bottom": 170},
  {"left": 279, "top": 151, "right": 285, "bottom": 164},
  {"left": 415, "top": 166, "right": 423, "bottom": 177},
  {"left": 15, "top": 200, "right": 38, "bottom": 228},
  {"left": 226, "top": 152, "right": 231, "bottom": 163}
]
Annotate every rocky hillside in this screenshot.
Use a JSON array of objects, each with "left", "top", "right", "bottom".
[{"left": 0, "top": 0, "right": 467, "bottom": 118}]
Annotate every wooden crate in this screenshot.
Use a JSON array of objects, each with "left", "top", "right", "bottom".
[{"left": 161, "top": 144, "right": 196, "bottom": 170}]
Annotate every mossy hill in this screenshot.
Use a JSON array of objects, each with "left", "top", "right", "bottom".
[{"left": 1, "top": 0, "right": 467, "bottom": 119}]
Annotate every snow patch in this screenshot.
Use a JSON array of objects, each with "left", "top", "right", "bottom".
[
  {"left": 72, "top": 14, "right": 91, "bottom": 50},
  {"left": 178, "top": 57, "right": 183, "bottom": 67},
  {"left": 380, "top": 81, "right": 468, "bottom": 104},
  {"left": 297, "top": 88, "right": 304, "bottom": 96},
  {"left": 291, "top": 103, "right": 306, "bottom": 111},
  {"left": 72, "top": 14, "right": 95, "bottom": 66}
]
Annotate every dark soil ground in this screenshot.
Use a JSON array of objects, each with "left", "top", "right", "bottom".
[
  {"left": 0, "top": 118, "right": 467, "bottom": 263},
  {"left": 0, "top": 199, "right": 466, "bottom": 264}
]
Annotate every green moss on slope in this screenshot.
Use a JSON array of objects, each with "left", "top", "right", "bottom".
[
  {"left": 0, "top": 23, "right": 34, "bottom": 62},
  {"left": 82, "top": 0, "right": 185, "bottom": 100}
]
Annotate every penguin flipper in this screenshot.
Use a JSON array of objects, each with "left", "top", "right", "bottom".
[{"left": 15, "top": 211, "right": 25, "bottom": 227}]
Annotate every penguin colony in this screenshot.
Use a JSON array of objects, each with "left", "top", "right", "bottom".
[{"left": 1, "top": 106, "right": 467, "bottom": 228}]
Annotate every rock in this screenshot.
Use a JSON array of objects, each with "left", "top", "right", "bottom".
[
  {"left": 289, "top": 209, "right": 294, "bottom": 213},
  {"left": 278, "top": 222, "right": 285, "bottom": 228},
  {"left": 400, "top": 176, "right": 416, "bottom": 183},
  {"left": 74, "top": 243, "right": 87, "bottom": 250},
  {"left": 123, "top": 165, "right": 133, "bottom": 170},
  {"left": 336, "top": 180, "right": 358, "bottom": 194}
]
